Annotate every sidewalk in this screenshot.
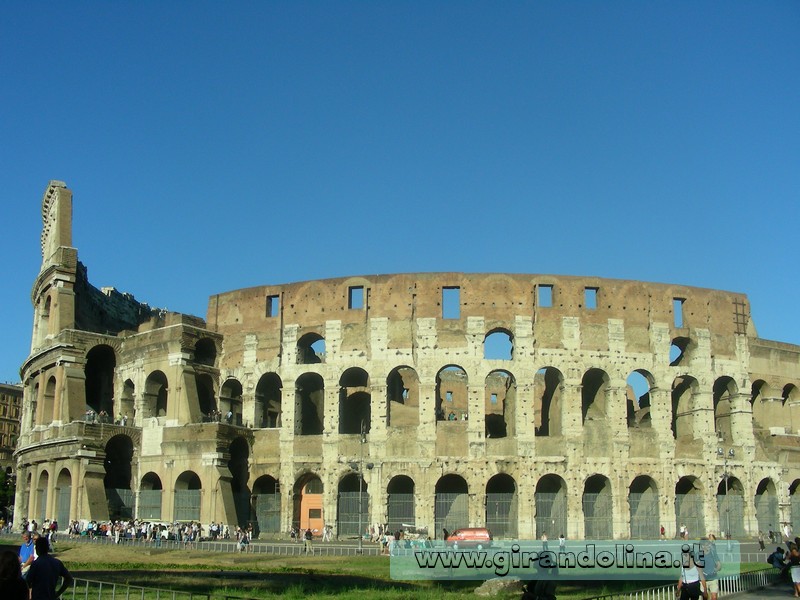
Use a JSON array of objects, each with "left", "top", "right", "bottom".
[{"left": 732, "top": 581, "right": 795, "bottom": 598}]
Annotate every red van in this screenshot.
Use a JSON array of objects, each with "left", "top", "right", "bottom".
[{"left": 446, "top": 527, "right": 493, "bottom": 549}]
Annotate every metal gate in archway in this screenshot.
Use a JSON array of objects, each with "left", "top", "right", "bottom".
[
  {"left": 107, "top": 488, "right": 135, "bottom": 520},
  {"left": 675, "top": 494, "right": 705, "bottom": 540},
  {"left": 535, "top": 492, "right": 567, "bottom": 539},
  {"left": 486, "top": 493, "right": 517, "bottom": 538},
  {"left": 56, "top": 487, "right": 71, "bottom": 526},
  {"left": 716, "top": 494, "right": 745, "bottom": 538},
  {"left": 254, "top": 493, "right": 281, "bottom": 534},
  {"left": 387, "top": 493, "right": 415, "bottom": 531},
  {"left": 174, "top": 490, "right": 201, "bottom": 522},
  {"left": 435, "top": 492, "right": 468, "bottom": 537},
  {"left": 755, "top": 494, "right": 779, "bottom": 535},
  {"left": 337, "top": 491, "right": 368, "bottom": 537},
  {"left": 138, "top": 490, "right": 162, "bottom": 520},
  {"left": 629, "top": 492, "right": 659, "bottom": 539},
  {"left": 583, "top": 492, "right": 612, "bottom": 539},
  {"left": 233, "top": 492, "right": 253, "bottom": 528}
]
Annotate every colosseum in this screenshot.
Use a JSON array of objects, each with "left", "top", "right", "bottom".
[{"left": 14, "top": 180, "right": 800, "bottom": 541}]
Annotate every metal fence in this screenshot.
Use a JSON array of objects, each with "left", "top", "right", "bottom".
[
  {"left": 755, "top": 494, "right": 779, "bottom": 535},
  {"left": 435, "top": 492, "right": 468, "bottom": 536},
  {"left": 583, "top": 492, "right": 613, "bottom": 539},
  {"left": 174, "top": 490, "right": 201, "bottom": 522},
  {"left": 65, "top": 578, "right": 259, "bottom": 600},
  {"left": 337, "top": 491, "right": 368, "bottom": 536},
  {"left": 138, "top": 490, "right": 162, "bottom": 520},
  {"left": 629, "top": 492, "right": 659, "bottom": 539},
  {"left": 387, "top": 493, "right": 414, "bottom": 531},
  {"left": 535, "top": 492, "right": 568, "bottom": 539},
  {"left": 253, "top": 494, "right": 280, "bottom": 534},
  {"left": 486, "top": 492, "right": 517, "bottom": 538},
  {"left": 674, "top": 494, "right": 704, "bottom": 541},
  {"left": 716, "top": 494, "right": 745, "bottom": 538},
  {"left": 107, "top": 488, "right": 135, "bottom": 520}
]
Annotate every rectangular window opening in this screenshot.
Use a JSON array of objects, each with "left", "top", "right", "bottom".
[
  {"left": 673, "top": 298, "right": 685, "bottom": 328},
  {"left": 309, "top": 508, "right": 322, "bottom": 519},
  {"left": 446, "top": 391, "right": 453, "bottom": 402},
  {"left": 538, "top": 285, "right": 553, "bottom": 308},
  {"left": 584, "top": 287, "right": 598, "bottom": 309},
  {"left": 266, "top": 295, "right": 280, "bottom": 318},
  {"left": 348, "top": 286, "right": 364, "bottom": 310},
  {"left": 491, "top": 393, "right": 498, "bottom": 405},
  {"left": 442, "top": 287, "right": 461, "bottom": 319}
]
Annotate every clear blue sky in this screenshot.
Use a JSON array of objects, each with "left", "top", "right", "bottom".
[{"left": 2, "top": 2, "right": 798, "bottom": 384}]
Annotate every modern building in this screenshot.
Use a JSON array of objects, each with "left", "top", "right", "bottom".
[
  {"left": 0, "top": 383, "right": 22, "bottom": 469},
  {"left": 14, "top": 181, "right": 800, "bottom": 539}
]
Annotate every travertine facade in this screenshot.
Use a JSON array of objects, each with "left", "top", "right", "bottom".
[{"left": 14, "top": 181, "right": 800, "bottom": 540}]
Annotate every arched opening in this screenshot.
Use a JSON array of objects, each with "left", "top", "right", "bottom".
[
  {"left": 194, "top": 338, "right": 217, "bottom": 366},
  {"left": 43, "top": 376, "right": 56, "bottom": 426},
  {"left": 144, "top": 371, "right": 168, "bottom": 419},
  {"left": 229, "top": 437, "right": 251, "bottom": 528},
  {"left": 435, "top": 474, "right": 469, "bottom": 537},
  {"left": 670, "top": 337, "right": 692, "bottom": 366},
  {"left": 196, "top": 373, "right": 216, "bottom": 420},
  {"left": 293, "top": 474, "right": 323, "bottom": 532},
  {"left": 535, "top": 368, "right": 563, "bottom": 436},
  {"left": 339, "top": 368, "right": 371, "bottom": 434},
  {"left": 791, "top": 480, "right": 800, "bottom": 537},
  {"left": 784, "top": 385, "right": 800, "bottom": 435},
  {"left": 387, "top": 475, "right": 415, "bottom": 531},
  {"left": 484, "top": 329, "right": 513, "bottom": 360},
  {"left": 435, "top": 366, "right": 468, "bottom": 422},
  {"left": 120, "top": 379, "right": 135, "bottom": 425},
  {"left": 583, "top": 474, "right": 613, "bottom": 539},
  {"left": 255, "top": 373, "right": 282, "bottom": 428},
  {"left": 55, "top": 468, "right": 71, "bottom": 526},
  {"left": 296, "top": 373, "right": 324, "bottom": 435},
  {"left": 337, "top": 472, "right": 368, "bottom": 538},
  {"left": 174, "top": 471, "right": 202, "bottom": 522},
  {"left": 750, "top": 380, "right": 771, "bottom": 431},
  {"left": 220, "top": 379, "right": 243, "bottom": 426},
  {"left": 581, "top": 368, "right": 609, "bottom": 424},
  {"left": 297, "top": 333, "right": 325, "bottom": 364},
  {"left": 253, "top": 475, "right": 281, "bottom": 534},
  {"left": 36, "top": 470, "right": 50, "bottom": 524},
  {"left": 755, "top": 478, "right": 779, "bottom": 537},
  {"left": 716, "top": 476, "right": 745, "bottom": 539},
  {"left": 713, "top": 376, "right": 738, "bottom": 443},
  {"left": 485, "top": 370, "right": 516, "bottom": 439},
  {"left": 104, "top": 434, "right": 134, "bottom": 520},
  {"left": 675, "top": 476, "right": 704, "bottom": 540},
  {"left": 535, "top": 474, "right": 567, "bottom": 539},
  {"left": 626, "top": 370, "right": 652, "bottom": 428},
  {"left": 671, "top": 376, "right": 698, "bottom": 440},
  {"left": 629, "top": 476, "right": 660, "bottom": 539},
  {"left": 387, "top": 367, "right": 419, "bottom": 428},
  {"left": 139, "top": 472, "right": 163, "bottom": 520},
  {"left": 85, "top": 345, "right": 116, "bottom": 419},
  {"left": 486, "top": 473, "right": 517, "bottom": 538}
]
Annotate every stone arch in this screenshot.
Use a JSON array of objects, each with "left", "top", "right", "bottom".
[
  {"left": 296, "top": 373, "right": 324, "bottom": 435},
  {"left": 220, "top": 378, "right": 243, "bottom": 426},
  {"left": 581, "top": 368, "right": 610, "bottom": 424},
  {"left": 716, "top": 475, "right": 745, "bottom": 539},
  {"left": 387, "top": 475, "right": 415, "bottom": 531},
  {"left": 36, "top": 469, "right": 50, "bottom": 523},
  {"left": 713, "top": 376, "right": 738, "bottom": 443},
  {"left": 755, "top": 478, "right": 779, "bottom": 537},
  {"left": 485, "top": 370, "right": 516, "bottom": 438},
  {"left": 120, "top": 379, "right": 135, "bottom": 424},
  {"left": 195, "top": 373, "right": 216, "bottom": 420},
  {"left": 387, "top": 366, "right": 419, "bottom": 428},
  {"left": 174, "top": 471, "right": 202, "bottom": 522},
  {"left": 751, "top": 380, "right": 774, "bottom": 431},
  {"left": 105, "top": 434, "right": 134, "bottom": 520},
  {"left": 144, "top": 371, "right": 168, "bottom": 419},
  {"left": 337, "top": 472, "right": 368, "bottom": 537},
  {"left": 671, "top": 376, "right": 699, "bottom": 440},
  {"left": 626, "top": 370, "right": 653, "bottom": 428},
  {"left": 535, "top": 367, "right": 563, "bottom": 436},
  {"left": 436, "top": 366, "right": 468, "bottom": 422},
  {"left": 486, "top": 473, "right": 517, "bottom": 538},
  {"left": 194, "top": 337, "right": 217, "bottom": 366},
  {"left": 297, "top": 332, "right": 325, "bottom": 365},
  {"left": 435, "top": 474, "right": 469, "bottom": 537},
  {"left": 85, "top": 344, "right": 116, "bottom": 419},
  {"left": 139, "top": 472, "right": 163, "bottom": 520},
  {"left": 583, "top": 474, "right": 613, "bottom": 539},
  {"left": 339, "top": 367, "right": 371, "bottom": 434},
  {"left": 535, "top": 474, "right": 567, "bottom": 539},
  {"left": 55, "top": 468, "right": 72, "bottom": 526},
  {"left": 293, "top": 473, "right": 323, "bottom": 531},
  {"left": 255, "top": 373, "right": 282, "bottom": 428},
  {"left": 484, "top": 329, "right": 513, "bottom": 360},
  {"left": 675, "top": 476, "right": 704, "bottom": 540},
  {"left": 229, "top": 436, "right": 251, "bottom": 527},
  {"left": 252, "top": 475, "right": 281, "bottom": 534},
  {"left": 629, "top": 475, "right": 660, "bottom": 539}
]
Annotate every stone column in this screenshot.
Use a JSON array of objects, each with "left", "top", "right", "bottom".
[{"left": 467, "top": 384, "right": 485, "bottom": 458}]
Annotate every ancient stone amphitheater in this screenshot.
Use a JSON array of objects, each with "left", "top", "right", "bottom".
[{"left": 14, "top": 181, "right": 800, "bottom": 540}]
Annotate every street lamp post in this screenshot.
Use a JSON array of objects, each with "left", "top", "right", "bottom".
[{"left": 717, "top": 447, "right": 735, "bottom": 541}]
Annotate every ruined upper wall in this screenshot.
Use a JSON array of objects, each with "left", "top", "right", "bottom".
[{"left": 207, "top": 273, "right": 755, "bottom": 358}]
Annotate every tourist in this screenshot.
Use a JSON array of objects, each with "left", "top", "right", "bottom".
[
  {"left": 18, "top": 530, "right": 35, "bottom": 579},
  {"left": 676, "top": 549, "right": 707, "bottom": 600},
  {"left": 0, "top": 550, "right": 28, "bottom": 600},
  {"left": 27, "top": 536, "right": 74, "bottom": 600}
]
